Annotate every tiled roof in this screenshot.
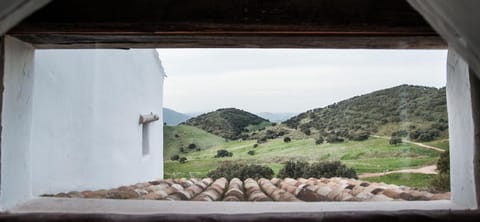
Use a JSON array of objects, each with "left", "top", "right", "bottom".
[{"left": 44, "top": 177, "right": 450, "bottom": 201}]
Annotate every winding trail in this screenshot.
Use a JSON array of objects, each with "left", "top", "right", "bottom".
[
  {"left": 359, "top": 164, "right": 438, "bottom": 178},
  {"left": 357, "top": 136, "right": 446, "bottom": 178},
  {"left": 371, "top": 135, "right": 445, "bottom": 152}
]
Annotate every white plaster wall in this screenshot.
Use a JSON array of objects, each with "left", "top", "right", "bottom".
[
  {"left": 0, "top": 37, "right": 35, "bottom": 209},
  {"left": 446, "top": 49, "right": 478, "bottom": 209},
  {"left": 30, "top": 49, "right": 164, "bottom": 195}
]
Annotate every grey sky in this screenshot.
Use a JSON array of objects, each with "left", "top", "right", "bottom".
[{"left": 157, "top": 49, "right": 447, "bottom": 114}]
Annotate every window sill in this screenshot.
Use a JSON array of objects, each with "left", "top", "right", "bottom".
[{"left": 8, "top": 197, "right": 467, "bottom": 215}]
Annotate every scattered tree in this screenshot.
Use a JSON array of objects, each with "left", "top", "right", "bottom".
[
  {"left": 253, "top": 143, "right": 258, "bottom": 148},
  {"left": 350, "top": 131, "right": 369, "bottom": 141},
  {"left": 188, "top": 143, "right": 197, "bottom": 149},
  {"left": 207, "top": 162, "right": 274, "bottom": 180},
  {"left": 278, "top": 160, "right": 357, "bottom": 179},
  {"left": 179, "top": 157, "right": 187, "bottom": 164},
  {"left": 170, "top": 154, "right": 180, "bottom": 161},
  {"left": 437, "top": 150, "right": 450, "bottom": 174},
  {"left": 214, "top": 149, "right": 233, "bottom": 158},
  {"left": 247, "top": 150, "right": 255, "bottom": 155},
  {"left": 257, "top": 137, "right": 267, "bottom": 144},
  {"left": 389, "top": 136, "right": 402, "bottom": 145},
  {"left": 283, "top": 137, "right": 292, "bottom": 143},
  {"left": 315, "top": 136, "right": 324, "bottom": 145},
  {"left": 325, "top": 135, "right": 344, "bottom": 143},
  {"left": 430, "top": 150, "right": 450, "bottom": 192}
]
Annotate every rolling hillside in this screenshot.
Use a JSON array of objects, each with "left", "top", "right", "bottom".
[
  {"left": 184, "top": 108, "right": 270, "bottom": 140},
  {"left": 163, "top": 125, "right": 225, "bottom": 160},
  {"left": 164, "top": 136, "right": 441, "bottom": 184},
  {"left": 163, "top": 108, "right": 191, "bottom": 125},
  {"left": 283, "top": 85, "right": 448, "bottom": 141}
]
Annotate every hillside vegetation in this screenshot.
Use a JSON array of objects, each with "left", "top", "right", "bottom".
[
  {"left": 283, "top": 85, "right": 447, "bottom": 142},
  {"left": 184, "top": 108, "right": 270, "bottom": 140},
  {"left": 164, "top": 84, "right": 449, "bottom": 189},
  {"left": 164, "top": 137, "right": 440, "bottom": 181},
  {"left": 163, "top": 125, "right": 225, "bottom": 159}
]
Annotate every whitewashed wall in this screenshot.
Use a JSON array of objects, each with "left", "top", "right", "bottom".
[
  {"left": 0, "top": 37, "right": 35, "bottom": 209},
  {"left": 30, "top": 49, "right": 164, "bottom": 195}
]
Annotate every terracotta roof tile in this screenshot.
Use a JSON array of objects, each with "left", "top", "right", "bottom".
[{"left": 44, "top": 177, "right": 450, "bottom": 202}]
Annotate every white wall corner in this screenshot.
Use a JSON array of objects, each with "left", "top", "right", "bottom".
[
  {"left": 446, "top": 48, "right": 478, "bottom": 209},
  {"left": 0, "top": 36, "right": 35, "bottom": 210}
]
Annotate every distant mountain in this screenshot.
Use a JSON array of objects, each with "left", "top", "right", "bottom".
[
  {"left": 163, "top": 108, "right": 191, "bottom": 125},
  {"left": 185, "top": 112, "right": 204, "bottom": 118},
  {"left": 184, "top": 108, "right": 270, "bottom": 140},
  {"left": 283, "top": 85, "right": 448, "bottom": 141},
  {"left": 256, "top": 112, "right": 298, "bottom": 123}
]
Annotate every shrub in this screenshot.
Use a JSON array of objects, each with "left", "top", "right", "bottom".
[
  {"left": 409, "top": 129, "right": 440, "bottom": 142},
  {"left": 207, "top": 162, "right": 274, "bottom": 180},
  {"left": 170, "top": 154, "right": 180, "bottom": 161},
  {"left": 214, "top": 149, "right": 233, "bottom": 158},
  {"left": 247, "top": 150, "right": 255, "bottom": 155},
  {"left": 188, "top": 143, "right": 197, "bottom": 149},
  {"left": 277, "top": 160, "right": 309, "bottom": 179},
  {"left": 430, "top": 173, "right": 450, "bottom": 192},
  {"left": 389, "top": 136, "right": 402, "bottom": 145},
  {"left": 277, "top": 160, "right": 357, "bottom": 179},
  {"left": 391, "top": 130, "right": 408, "bottom": 137},
  {"left": 253, "top": 143, "right": 258, "bottom": 148},
  {"left": 179, "top": 147, "right": 186, "bottom": 153},
  {"left": 429, "top": 150, "right": 450, "bottom": 192},
  {"left": 437, "top": 150, "right": 450, "bottom": 174},
  {"left": 303, "top": 129, "right": 311, "bottom": 136},
  {"left": 315, "top": 137, "right": 324, "bottom": 145},
  {"left": 325, "top": 135, "right": 344, "bottom": 143},
  {"left": 350, "top": 131, "right": 369, "bottom": 141},
  {"left": 283, "top": 137, "right": 292, "bottom": 143},
  {"left": 257, "top": 137, "right": 267, "bottom": 144},
  {"left": 179, "top": 157, "right": 187, "bottom": 164}
]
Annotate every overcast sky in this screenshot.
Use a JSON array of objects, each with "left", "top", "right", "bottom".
[{"left": 156, "top": 49, "right": 447, "bottom": 114}]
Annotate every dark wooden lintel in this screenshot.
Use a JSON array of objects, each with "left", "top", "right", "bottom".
[
  {"left": 11, "top": 33, "right": 445, "bottom": 49},
  {"left": 7, "top": 0, "right": 446, "bottom": 49}
]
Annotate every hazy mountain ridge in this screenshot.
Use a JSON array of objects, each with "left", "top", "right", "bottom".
[
  {"left": 163, "top": 108, "right": 191, "bottom": 125},
  {"left": 256, "top": 112, "right": 298, "bottom": 123}
]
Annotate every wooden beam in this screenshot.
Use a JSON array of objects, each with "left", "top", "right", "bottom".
[{"left": 7, "top": 0, "right": 446, "bottom": 48}]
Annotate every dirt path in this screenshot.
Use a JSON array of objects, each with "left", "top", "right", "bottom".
[
  {"left": 371, "top": 135, "right": 445, "bottom": 152},
  {"left": 358, "top": 165, "right": 438, "bottom": 178}
]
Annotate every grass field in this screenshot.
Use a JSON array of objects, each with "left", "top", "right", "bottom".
[
  {"left": 364, "top": 173, "right": 436, "bottom": 188},
  {"left": 164, "top": 132, "right": 441, "bottom": 179},
  {"left": 424, "top": 139, "right": 450, "bottom": 150},
  {"left": 164, "top": 125, "right": 225, "bottom": 159}
]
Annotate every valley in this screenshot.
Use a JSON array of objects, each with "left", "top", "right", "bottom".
[{"left": 163, "top": 84, "right": 450, "bottom": 190}]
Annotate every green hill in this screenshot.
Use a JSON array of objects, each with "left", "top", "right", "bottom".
[
  {"left": 184, "top": 108, "right": 270, "bottom": 140},
  {"left": 164, "top": 125, "right": 225, "bottom": 160},
  {"left": 283, "top": 85, "right": 448, "bottom": 142}
]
